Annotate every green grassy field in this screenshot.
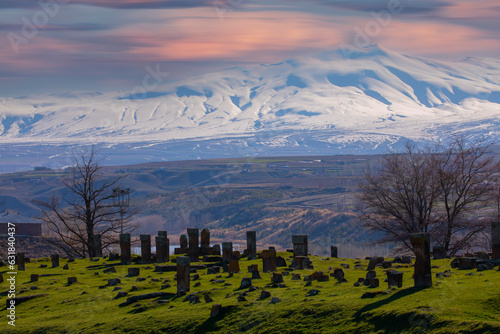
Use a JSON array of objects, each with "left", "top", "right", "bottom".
[{"left": 2, "top": 254, "right": 499, "bottom": 333}]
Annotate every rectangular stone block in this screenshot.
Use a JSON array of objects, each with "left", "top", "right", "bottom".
[
  {"left": 17, "top": 253, "right": 25, "bottom": 271},
  {"left": 261, "top": 249, "right": 277, "bottom": 273},
  {"left": 222, "top": 242, "right": 233, "bottom": 263},
  {"left": 201, "top": 228, "right": 210, "bottom": 248},
  {"left": 140, "top": 234, "right": 152, "bottom": 264},
  {"left": 51, "top": 254, "right": 59, "bottom": 268},
  {"left": 492, "top": 221, "right": 500, "bottom": 259},
  {"left": 187, "top": 228, "right": 199, "bottom": 262},
  {"left": 176, "top": 256, "right": 191, "bottom": 295},
  {"left": 155, "top": 236, "right": 169, "bottom": 263},
  {"left": 330, "top": 245, "right": 338, "bottom": 258},
  {"left": 246, "top": 231, "right": 257, "bottom": 260},
  {"left": 410, "top": 233, "right": 432, "bottom": 288},
  {"left": 174, "top": 247, "right": 189, "bottom": 255},
  {"left": 120, "top": 234, "right": 131, "bottom": 264},
  {"left": 292, "top": 235, "right": 308, "bottom": 257}
]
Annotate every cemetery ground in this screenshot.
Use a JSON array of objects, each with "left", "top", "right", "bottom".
[{"left": 2, "top": 253, "right": 499, "bottom": 333}]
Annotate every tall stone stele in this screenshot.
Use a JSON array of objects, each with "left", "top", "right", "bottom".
[
  {"left": 492, "top": 221, "right": 500, "bottom": 259},
  {"left": 246, "top": 231, "right": 257, "bottom": 260},
  {"left": 51, "top": 254, "right": 59, "bottom": 268},
  {"left": 222, "top": 242, "right": 233, "bottom": 263},
  {"left": 176, "top": 256, "right": 191, "bottom": 295},
  {"left": 17, "top": 253, "right": 25, "bottom": 271},
  {"left": 330, "top": 245, "right": 338, "bottom": 258},
  {"left": 140, "top": 234, "right": 152, "bottom": 264},
  {"left": 187, "top": 228, "right": 200, "bottom": 262},
  {"left": 292, "top": 235, "right": 308, "bottom": 257},
  {"left": 155, "top": 235, "right": 169, "bottom": 263},
  {"left": 92, "top": 234, "right": 103, "bottom": 257},
  {"left": 262, "top": 249, "right": 277, "bottom": 273},
  {"left": 120, "top": 233, "right": 131, "bottom": 264},
  {"left": 409, "top": 233, "right": 432, "bottom": 288}
]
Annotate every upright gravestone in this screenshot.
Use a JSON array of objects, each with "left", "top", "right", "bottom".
[
  {"left": 201, "top": 228, "right": 210, "bottom": 247},
  {"left": 158, "top": 230, "right": 167, "bottom": 238},
  {"left": 433, "top": 245, "right": 446, "bottom": 260},
  {"left": 156, "top": 235, "right": 169, "bottom": 263},
  {"left": 410, "top": 233, "right": 432, "bottom": 288},
  {"left": 246, "top": 231, "right": 257, "bottom": 260},
  {"left": 187, "top": 228, "right": 200, "bottom": 262},
  {"left": 387, "top": 270, "right": 403, "bottom": 288},
  {"left": 331, "top": 245, "right": 338, "bottom": 258},
  {"left": 492, "top": 221, "right": 500, "bottom": 259},
  {"left": 222, "top": 242, "right": 233, "bottom": 263},
  {"left": 176, "top": 256, "right": 190, "bottom": 295},
  {"left": 93, "top": 234, "right": 103, "bottom": 257},
  {"left": 292, "top": 235, "right": 308, "bottom": 257},
  {"left": 120, "top": 234, "right": 131, "bottom": 264},
  {"left": 140, "top": 235, "right": 152, "bottom": 264},
  {"left": 213, "top": 244, "right": 221, "bottom": 256},
  {"left": 51, "top": 254, "right": 59, "bottom": 268},
  {"left": 17, "top": 253, "right": 25, "bottom": 271},
  {"left": 200, "top": 228, "right": 212, "bottom": 256},
  {"left": 180, "top": 235, "right": 188, "bottom": 249},
  {"left": 262, "top": 249, "right": 277, "bottom": 273}
]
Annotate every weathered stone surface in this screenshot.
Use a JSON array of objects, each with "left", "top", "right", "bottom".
[
  {"left": 62, "top": 264, "right": 69, "bottom": 270},
  {"left": 248, "top": 264, "right": 258, "bottom": 273},
  {"left": 67, "top": 277, "right": 78, "bottom": 285},
  {"left": 270, "top": 297, "right": 281, "bottom": 304},
  {"left": 119, "top": 292, "right": 175, "bottom": 307},
  {"left": 228, "top": 260, "right": 240, "bottom": 274},
  {"left": 109, "top": 253, "right": 119, "bottom": 261},
  {"left": 114, "top": 291, "right": 128, "bottom": 299},
  {"left": 201, "top": 228, "right": 210, "bottom": 248},
  {"left": 433, "top": 246, "right": 446, "bottom": 260},
  {"left": 108, "top": 278, "right": 121, "bottom": 286},
  {"left": 103, "top": 266, "right": 117, "bottom": 274},
  {"left": 246, "top": 231, "right": 257, "bottom": 260},
  {"left": 293, "top": 256, "right": 313, "bottom": 270},
  {"left": 240, "top": 277, "right": 252, "bottom": 289},
  {"left": 120, "top": 234, "right": 131, "bottom": 264},
  {"left": 222, "top": 242, "right": 233, "bottom": 263},
  {"left": 276, "top": 256, "right": 287, "bottom": 267},
  {"left": 128, "top": 268, "right": 140, "bottom": 277},
  {"left": 387, "top": 270, "right": 403, "bottom": 288},
  {"left": 332, "top": 268, "right": 344, "bottom": 281},
  {"left": 401, "top": 256, "right": 412, "bottom": 264},
  {"left": 410, "top": 233, "right": 432, "bottom": 288},
  {"left": 140, "top": 235, "right": 152, "bottom": 264},
  {"left": 17, "top": 253, "right": 25, "bottom": 271},
  {"left": 30, "top": 274, "right": 39, "bottom": 282},
  {"left": 292, "top": 235, "right": 308, "bottom": 257},
  {"left": 212, "top": 244, "right": 221, "bottom": 256},
  {"left": 369, "top": 278, "right": 379, "bottom": 288},
  {"left": 176, "top": 256, "right": 190, "bottom": 295},
  {"left": 187, "top": 228, "right": 200, "bottom": 262},
  {"left": 156, "top": 235, "right": 170, "bottom": 263},
  {"left": 366, "top": 270, "right": 376, "bottom": 280},
  {"left": 367, "top": 259, "right": 376, "bottom": 271},
  {"left": 331, "top": 246, "right": 338, "bottom": 258},
  {"left": 174, "top": 247, "right": 189, "bottom": 255},
  {"left": 262, "top": 249, "right": 277, "bottom": 273},
  {"left": 272, "top": 272, "right": 284, "bottom": 283},
  {"left": 492, "top": 221, "right": 500, "bottom": 259},
  {"left": 237, "top": 295, "right": 247, "bottom": 302},
  {"left": 232, "top": 251, "right": 241, "bottom": 260},
  {"left": 458, "top": 257, "right": 477, "bottom": 270},
  {"left": 180, "top": 235, "right": 188, "bottom": 249},
  {"left": 204, "top": 294, "right": 213, "bottom": 303},
  {"left": 259, "top": 290, "right": 271, "bottom": 299},
  {"left": 251, "top": 270, "right": 261, "bottom": 279},
  {"left": 203, "top": 255, "right": 222, "bottom": 262},
  {"left": 51, "top": 254, "right": 59, "bottom": 268},
  {"left": 92, "top": 234, "right": 103, "bottom": 257}
]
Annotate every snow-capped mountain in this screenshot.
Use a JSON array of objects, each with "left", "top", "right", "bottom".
[{"left": 1, "top": 45, "right": 500, "bottom": 165}]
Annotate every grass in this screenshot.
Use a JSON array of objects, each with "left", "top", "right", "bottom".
[{"left": 2, "top": 254, "right": 499, "bottom": 333}]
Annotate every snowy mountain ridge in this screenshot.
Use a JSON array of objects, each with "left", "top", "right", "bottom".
[{"left": 1, "top": 45, "right": 500, "bottom": 159}]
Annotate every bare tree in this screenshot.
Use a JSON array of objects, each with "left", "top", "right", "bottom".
[
  {"left": 357, "top": 142, "right": 441, "bottom": 252},
  {"left": 36, "top": 147, "right": 136, "bottom": 258},
  {"left": 432, "top": 138, "right": 499, "bottom": 255},
  {"left": 357, "top": 137, "right": 499, "bottom": 255}
]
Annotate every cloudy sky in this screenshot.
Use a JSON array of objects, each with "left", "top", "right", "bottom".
[{"left": 1, "top": 0, "right": 499, "bottom": 97}]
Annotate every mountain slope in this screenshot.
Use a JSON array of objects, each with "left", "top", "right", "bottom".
[{"left": 1, "top": 45, "right": 500, "bottom": 157}]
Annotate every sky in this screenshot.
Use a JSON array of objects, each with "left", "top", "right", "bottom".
[{"left": 1, "top": 0, "right": 499, "bottom": 97}]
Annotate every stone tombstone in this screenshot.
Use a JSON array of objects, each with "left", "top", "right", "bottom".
[
  {"left": 17, "top": 253, "right": 25, "bottom": 271},
  {"left": 140, "top": 234, "right": 152, "bottom": 264},
  {"left": 187, "top": 228, "right": 200, "bottom": 262},
  {"left": 222, "top": 242, "right": 233, "bottom": 263},
  {"left": 92, "top": 234, "right": 103, "bottom": 257},
  {"left": 409, "top": 233, "right": 432, "bottom": 288},
  {"left": 492, "top": 221, "right": 500, "bottom": 259},
  {"left": 201, "top": 228, "right": 210, "bottom": 248},
  {"left": 331, "top": 246, "right": 338, "bottom": 258},
  {"left": 213, "top": 244, "right": 221, "bottom": 256},
  {"left": 276, "top": 256, "right": 287, "bottom": 267},
  {"left": 180, "top": 235, "right": 188, "bottom": 249},
  {"left": 31, "top": 274, "right": 39, "bottom": 282},
  {"left": 433, "top": 246, "right": 446, "bottom": 260},
  {"left": 120, "top": 233, "right": 131, "bottom": 264},
  {"left": 293, "top": 256, "right": 313, "bottom": 270},
  {"left": 51, "top": 254, "right": 59, "bottom": 268},
  {"left": 261, "top": 249, "right": 277, "bottom": 273},
  {"left": 156, "top": 236, "right": 169, "bottom": 263},
  {"left": 228, "top": 260, "right": 240, "bottom": 274},
  {"left": 292, "top": 235, "right": 308, "bottom": 257},
  {"left": 367, "top": 258, "right": 376, "bottom": 271},
  {"left": 246, "top": 231, "right": 257, "bottom": 260},
  {"left": 158, "top": 230, "right": 167, "bottom": 238},
  {"left": 176, "top": 256, "right": 191, "bottom": 295},
  {"left": 248, "top": 264, "right": 258, "bottom": 273},
  {"left": 387, "top": 270, "right": 403, "bottom": 288}
]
